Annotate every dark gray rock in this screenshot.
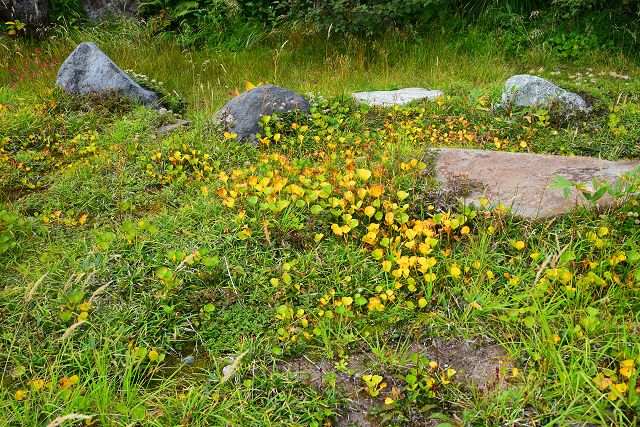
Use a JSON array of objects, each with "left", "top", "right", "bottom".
[
  {"left": 0, "top": 0, "right": 50, "bottom": 26},
  {"left": 502, "top": 74, "right": 590, "bottom": 112},
  {"left": 215, "top": 84, "right": 310, "bottom": 143},
  {"left": 55, "top": 42, "right": 158, "bottom": 107},
  {"left": 82, "top": 0, "right": 139, "bottom": 21}
]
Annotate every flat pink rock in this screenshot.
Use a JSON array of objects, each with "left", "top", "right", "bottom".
[{"left": 430, "top": 148, "right": 639, "bottom": 218}]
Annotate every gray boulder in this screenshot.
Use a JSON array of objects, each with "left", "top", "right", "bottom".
[
  {"left": 353, "top": 88, "right": 443, "bottom": 107},
  {"left": 0, "top": 0, "right": 50, "bottom": 26},
  {"left": 55, "top": 42, "right": 158, "bottom": 107},
  {"left": 215, "top": 84, "right": 310, "bottom": 143},
  {"left": 82, "top": 0, "right": 139, "bottom": 21},
  {"left": 502, "top": 74, "right": 589, "bottom": 112}
]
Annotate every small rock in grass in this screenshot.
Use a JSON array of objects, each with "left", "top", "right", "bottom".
[
  {"left": 221, "top": 364, "right": 234, "bottom": 378},
  {"left": 214, "top": 84, "right": 310, "bottom": 144},
  {"left": 502, "top": 74, "right": 590, "bottom": 112},
  {"left": 352, "top": 88, "right": 444, "bottom": 107},
  {"left": 157, "top": 119, "right": 191, "bottom": 134},
  {"left": 55, "top": 42, "right": 159, "bottom": 108},
  {"left": 180, "top": 356, "right": 195, "bottom": 365}
]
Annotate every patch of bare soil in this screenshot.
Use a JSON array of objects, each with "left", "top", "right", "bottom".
[
  {"left": 280, "top": 338, "right": 510, "bottom": 426},
  {"left": 412, "top": 337, "right": 510, "bottom": 392},
  {"left": 280, "top": 354, "right": 383, "bottom": 427}
]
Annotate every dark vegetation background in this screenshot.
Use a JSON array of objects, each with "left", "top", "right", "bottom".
[{"left": 27, "top": 0, "right": 640, "bottom": 58}]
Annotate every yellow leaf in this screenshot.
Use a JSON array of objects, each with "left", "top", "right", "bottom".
[
  {"left": 148, "top": 349, "right": 159, "bottom": 361},
  {"left": 245, "top": 81, "right": 256, "bottom": 91},
  {"left": 384, "top": 397, "right": 394, "bottom": 405},
  {"left": 450, "top": 265, "right": 461, "bottom": 278},
  {"left": 385, "top": 212, "right": 395, "bottom": 225},
  {"left": 369, "top": 185, "right": 384, "bottom": 198},
  {"left": 364, "top": 206, "right": 376, "bottom": 217},
  {"left": 620, "top": 366, "right": 635, "bottom": 378},
  {"left": 371, "top": 248, "right": 383, "bottom": 259},
  {"left": 615, "top": 382, "right": 629, "bottom": 394},
  {"left": 282, "top": 272, "right": 292, "bottom": 285},
  {"left": 357, "top": 169, "right": 372, "bottom": 181},
  {"left": 30, "top": 379, "right": 44, "bottom": 390}
]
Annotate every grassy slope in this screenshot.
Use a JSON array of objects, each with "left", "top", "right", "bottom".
[{"left": 1, "top": 21, "right": 640, "bottom": 426}]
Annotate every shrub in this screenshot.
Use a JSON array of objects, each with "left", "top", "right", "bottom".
[{"left": 270, "top": 0, "right": 447, "bottom": 36}]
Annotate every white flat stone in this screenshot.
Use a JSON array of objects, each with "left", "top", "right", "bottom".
[{"left": 352, "top": 88, "right": 444, "bottom": 107}]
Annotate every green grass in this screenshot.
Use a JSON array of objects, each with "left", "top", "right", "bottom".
[{"left": 1, "top": 19, "right": 640, "bottom": 427}]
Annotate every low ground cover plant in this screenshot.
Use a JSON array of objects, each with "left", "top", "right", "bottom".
[{"left": 1, "top": 17, "right": 640, "bottom": 426}]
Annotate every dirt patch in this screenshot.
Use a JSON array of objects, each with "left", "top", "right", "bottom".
[
  {"left": 411, "top": 338, "right": 509, "bottom": 393},
  {"left": 281, "top": 354, "right": 383, "bottom": 427},
  {"left": 0, "top": 185, "right": 46, "bottom": 204},
  {"left": 280, "top": 338, "right": 510, "bottom": 426}
]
